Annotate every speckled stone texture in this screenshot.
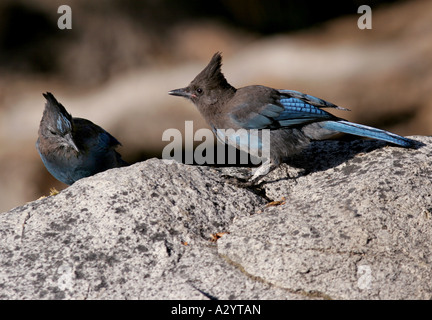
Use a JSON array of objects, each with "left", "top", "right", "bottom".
[{"left": 1, "top": 136, "right": 431, "bottom": 299}]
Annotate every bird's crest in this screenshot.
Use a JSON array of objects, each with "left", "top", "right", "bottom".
[
  {"left": 191, "top": 52, "right": 232, "bottom": 90},
  {"left": 42, "top": 92, "right": 73, "bottom": 134}
]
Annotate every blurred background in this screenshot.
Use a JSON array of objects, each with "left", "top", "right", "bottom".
[{"left": 0, "top": 0, "right": 431, "bottom": 212}]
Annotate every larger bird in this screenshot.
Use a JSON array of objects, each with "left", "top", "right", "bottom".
[
  {"left": 36, "top": 92, "right": 128, "bottom": 185},
  {"left": 169, "top": 52, "right": 418, "bottom": 182}
]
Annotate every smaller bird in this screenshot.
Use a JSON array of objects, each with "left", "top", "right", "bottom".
[
  {"left": 36, "top": 92, "right": 128, "bottom": 185},
  {"left": 169, "top": 52, "right": 419, "bottom": 183}
]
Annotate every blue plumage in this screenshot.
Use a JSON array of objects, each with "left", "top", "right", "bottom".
[
  {"left": 276, "top": 97, "right": 334, "bottom": 126},
  {"left": 321, "top": 120, "right": 415, "bottom": 147},
  {"left": 276, "top": 94, "right": 415, "bottom": 147}
]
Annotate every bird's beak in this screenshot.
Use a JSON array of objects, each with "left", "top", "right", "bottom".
[
  {"left": 65, "top": 133, "right": 79, "bottom": 153},
  {"left": 168, "top": 87, "right": 192, "bottom": 99}
]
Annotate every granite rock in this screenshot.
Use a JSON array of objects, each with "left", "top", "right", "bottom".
[{"left": 1, "top": 136, "right": 431, "bottom": 299}]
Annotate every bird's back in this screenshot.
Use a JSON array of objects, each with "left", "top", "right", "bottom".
[{"left": 72, "top": 117, "right": 127, "bottom": 170}]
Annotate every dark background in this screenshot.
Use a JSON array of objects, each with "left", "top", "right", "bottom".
[{"left": 0, "top": 0, "right": 398, "bottom": 81}]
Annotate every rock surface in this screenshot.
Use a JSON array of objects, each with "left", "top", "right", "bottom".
[{"left": 1, "top": 135, "right": 431, "bottom": 299}]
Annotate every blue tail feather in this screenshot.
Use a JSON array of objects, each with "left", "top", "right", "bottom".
[{"left": 322, "top": 120, "right": 416, "bottom": 148}]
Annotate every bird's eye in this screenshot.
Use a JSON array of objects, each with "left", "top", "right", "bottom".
[
  {"left": 49, "top": 129, "right": 57, "bottom": 135},
  {"left": 196, "top": 88, "right": 203, "bottom": 94}
]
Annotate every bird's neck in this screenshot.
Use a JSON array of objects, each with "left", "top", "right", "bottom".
[
  {"left": 221, "top": 85, "right": 237, "bottom": 100},
  {"left": 195, "top": 86, "right": 236, "bottom": 127}
]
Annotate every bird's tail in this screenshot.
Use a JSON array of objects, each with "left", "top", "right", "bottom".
[
  {"left": 322, "top": 120, "right": 416, "bottom": 148},
  {"left": 115, "top": 152, "right": 129, "bottom": 167}
]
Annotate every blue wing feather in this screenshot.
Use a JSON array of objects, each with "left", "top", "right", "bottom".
[
  {"left": 230, "top": 103, "right": 281, "bottom": 129},
  {"left": 230, "top": 94, "right": 339, "bottom": 129},
  {"left": 276, "top": 97, "right": 335, "bottom": 126},
  {"left": 279, "top": 89, "right": 349, "bottom": 110}
]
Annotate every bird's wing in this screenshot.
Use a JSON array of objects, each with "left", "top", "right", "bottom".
[
  {"left": 279, "top": 90, "right": 349, "bottom": 110},
  {"left": 229, "top": 102, "right": 284, "bottom": 129},
  {"left": 73, "top": 118, "right": 122, "bottom": 150},
  {"left": 229, "top": 90, "right": 346, "bottom": 129},
  {"left": 97, "top": 130, "right": 122, "bottom": 149},
  {"left": 273, "top": 96, "right": 337, "bottom": 127}
]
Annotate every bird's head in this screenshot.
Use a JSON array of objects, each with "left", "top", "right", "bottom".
[
  {"left": 39, "top": 92, "right": 79, "bottom": 153},
  {"left": 169, "top": 52, "right": 235, "bottom": 108}
]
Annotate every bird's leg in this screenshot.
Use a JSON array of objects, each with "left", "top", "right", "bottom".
[
  {"left": 249, "top": 159, "right": 277, "bottom": 184},
  {"left": 220, "top": 158, "right": 278, "bottom": 187},
  {"left": 222, "top": 159, "right": 277, "bottom": 189}
]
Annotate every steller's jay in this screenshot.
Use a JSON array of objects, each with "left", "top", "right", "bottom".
[
  {"left": 36, "top": 92, "right": 128, "bottom": 185},
  {"left": 169, "top": 52, "right": 419, "bottom": 183}
]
